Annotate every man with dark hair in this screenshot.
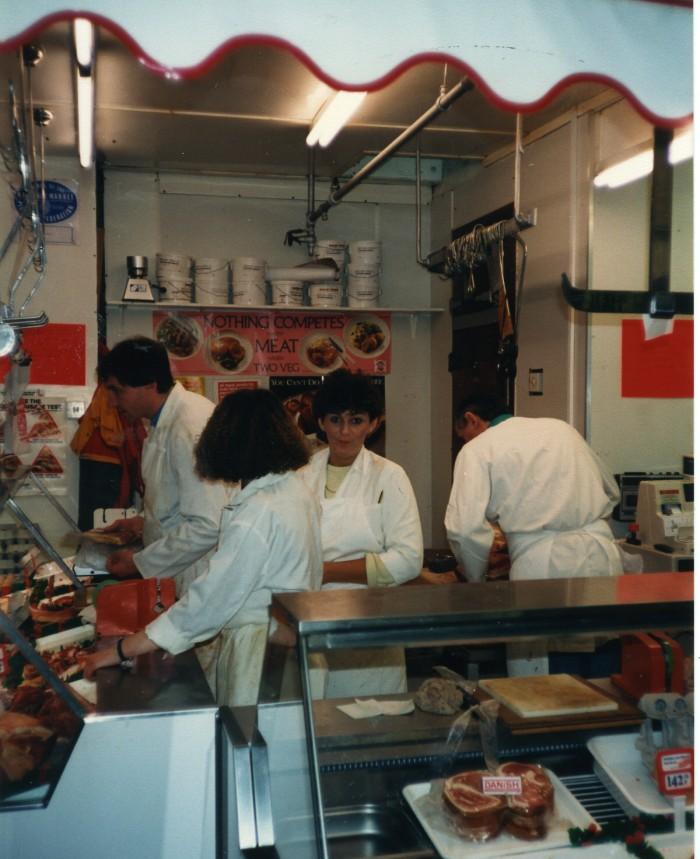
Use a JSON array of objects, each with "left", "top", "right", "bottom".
[
  {"left": 445, "top": 397, "right": 622, "bottom": 676},
  {"left": 446, "top": 395, "right": 622, "bottom": 675},
  {"left": 98, "top": 336, "right": 175, "bottom": 393},
  {"left": 97, "top": 336, "right": 231, "bottom": 597},
  {"left": 453, "top": 395, "right": 510, "bottom": 444},
  {"left": 446, "top": 394, "right": 621, "bottom": 584}
]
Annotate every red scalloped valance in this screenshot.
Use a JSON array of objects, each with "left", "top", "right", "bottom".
[{"left": 0, "top": 0, "right": 692, "bottom": 126}]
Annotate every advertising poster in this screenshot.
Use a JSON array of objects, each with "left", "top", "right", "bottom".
[
  {"left": 0, "top": 390, "right": 69, "bottom": 494},
  {"left": 153, "top": 310, "right": 391, "bottom": 377},
  {"left": 269, "top": 375, "right": 386, "bottom": 457}
]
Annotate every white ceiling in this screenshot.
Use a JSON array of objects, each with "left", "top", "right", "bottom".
[{"left": 0, "top": 21, "right": 619, "bottom": 181}]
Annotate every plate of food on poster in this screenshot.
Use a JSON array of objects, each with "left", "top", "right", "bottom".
[
  {"left": 206, "top": 334, "right": 253, "bottom": 374},
  {"left": 301, "top": 334, "right": 345, "bottom": 374},
  {"left": 343, "top": 315, "right": 390, "bottom": 359},
  {"left": 155, "top": 314, "right": 202, "bottom": 359}
]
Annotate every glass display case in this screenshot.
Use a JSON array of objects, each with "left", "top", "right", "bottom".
[
  {"left": 239, "top": 573, "right": 693, "bottom": 859},
  {"left": 0, "top": 465, "right": 88, "bottom": 812},
  {"left": 0, "top": 517, "right": 219, "bottom": 859},
  {"left": 0, "top": 610, "right": 86, "bottom": 811},
  {"left": 0, "top": 623, "right": 219, "bottom": 859},
  {"left": 0, "top": 462, "right": 221, "bottom": 858}
]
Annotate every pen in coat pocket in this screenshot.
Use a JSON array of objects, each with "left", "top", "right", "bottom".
[{"left": 378, "top": 491, "right": 384, "bottom": 503}]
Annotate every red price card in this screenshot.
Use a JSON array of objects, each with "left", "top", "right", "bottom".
[{"left": 655, "top": 748, "right": 693, "bottom": 797}]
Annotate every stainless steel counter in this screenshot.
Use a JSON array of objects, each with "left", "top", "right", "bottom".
[
  {"left": 272, "top": 573, "right": 692, "bottom": 650},
  {"left": 264, "top": 574, "right": 694, "bottom": 859},
  {"left": 96, "top": 648, "right": 215, "bottom": 715},
  {"left": 3, "top": 646, "right": 219, "bottom": 859}
]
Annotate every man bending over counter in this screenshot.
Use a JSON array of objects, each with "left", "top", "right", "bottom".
[{"left": 445, "top": 396, "right": 623, "bottom": 674}]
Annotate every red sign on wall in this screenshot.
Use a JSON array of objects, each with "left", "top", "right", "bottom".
[
  {"left": 621, "top": 319, "right": 693, "bottom": 398},
  {"left": 216, "top": 380, "right": 258, "bottom": 401},
  {"left": 0, "top": 323, "right": 86, "bottom": 386}
]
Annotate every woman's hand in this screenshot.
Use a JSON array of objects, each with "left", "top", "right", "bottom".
[
  {"left": 84, "top": 640, "right": 121, "bottom": 679},
  {"left": 84, "top": 631, "right": 158, "bottom": 679},
  {"left": 106, "top": 549, "right": 140, "bottom": 578}
]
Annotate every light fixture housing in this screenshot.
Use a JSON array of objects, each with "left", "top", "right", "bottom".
[
  {"left": 73, "top": 18, "right": 95, "bottom": 169},
  {"left": 306, "top": 91, "right": 367, "bottom": 148},
  {"left": 0, "top": 323, "right": 18, "bottom": 358},
  {"left": 594, "top": 128, "right": 693, "bottom": 189}
]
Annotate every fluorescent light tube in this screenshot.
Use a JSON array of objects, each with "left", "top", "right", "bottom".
[
  {"left": 73, "top": 18, "right": 95, "bottom": 169},
  {"left": 73, "top": 18, "right": 94, "bottom": 69},
  {"left": 594, "top": 127, "right": 693, "bottom": 189},
  {"left": 669, "top": 128, "right": 693, "bottom": 165},
  {"left": 594, "top": 150, "right": 653, "bottom": 189},
  {"left": 306, "top": 91, "right": 367, "bottom": 148},
  {"left": 76, "top": 73, "right": 94, "bottom": 168}
]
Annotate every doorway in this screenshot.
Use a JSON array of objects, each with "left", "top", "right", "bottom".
[{"left": 449, "top": 203, "right": 517, "bottom": 464}]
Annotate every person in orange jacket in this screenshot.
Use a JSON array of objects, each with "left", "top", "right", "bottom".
[{"left": 69, "top": 381, "right": 146, "bottom": 530}]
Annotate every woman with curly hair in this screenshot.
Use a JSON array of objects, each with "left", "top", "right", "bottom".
[{"left": 86, "top": 389, "right": 323, "bottom": 706}]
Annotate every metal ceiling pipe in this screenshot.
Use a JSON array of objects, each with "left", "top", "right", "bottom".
[
  {"left": 307, "top": 77, "right": 474, "bottom": 225},
  {"left": 415, "top": 140, "right": 429, "bottom": 267}
]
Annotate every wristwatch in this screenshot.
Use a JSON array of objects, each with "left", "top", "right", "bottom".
[{"left": 116, "top": 637, "right": 134, "bottom": 670}]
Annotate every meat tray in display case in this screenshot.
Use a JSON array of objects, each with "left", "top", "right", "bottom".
[
  {"left": 0, "top": 610, "right": 86, "bottom": 811},
  {"left": 224, "top": 573, "right": 693, "bottom": 859},
  {"left": 0, "top": 604, "right": 219, "bottom": 859}
]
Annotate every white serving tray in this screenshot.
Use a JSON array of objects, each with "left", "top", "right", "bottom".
[
  {"left": 69, "top": 678, "right": 97, "bottom": 706},
  {"left": 587, "top": 733, "right": 694, "bottom": 816},
  {"left": 35, "top": 624, "right": 95, "bottom": 652},
  {"left": 402, "top": 769, "right": 595, "bottom": 859}
]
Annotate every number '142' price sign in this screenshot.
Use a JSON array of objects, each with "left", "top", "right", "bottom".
[{"left": 654, "top": 748, "right": 693, "bottom": 798}]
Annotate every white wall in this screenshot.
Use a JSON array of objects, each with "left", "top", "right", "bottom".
[
  {"left": 103, "top": 170, "right": 438, "bottom": 542},
  {"left": 1, "top": 105, "right": 690, "bottom": 557},
  {"left": 587, "top": 102, "right": 693, "bottom": 474},
  {"left": 429, "top": 117, "right": 591, "bottom": 545},
  {"left": 0, "top": 156, "right": 98, "bottom": 550},
  {"left": 428, "top": 101, "right": 693, "bottom": 548}
]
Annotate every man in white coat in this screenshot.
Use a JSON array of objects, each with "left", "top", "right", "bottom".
[
  {"left": 97, "top": 337, "right": 232, "bottom": 686},
  {"left": 445, "top": 395, "right": 622, "bottom": 674}
]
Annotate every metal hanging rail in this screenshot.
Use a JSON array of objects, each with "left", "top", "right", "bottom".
[
  {"left": 424, "top": 214, "right": 535, "bottom": 276},
  {"left": 306, "top": 77, "right": 474, "bottom": 226}
]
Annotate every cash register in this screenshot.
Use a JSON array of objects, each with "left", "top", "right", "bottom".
[{"left": 622, "top": 478, "right": 693, "bottom": 572}]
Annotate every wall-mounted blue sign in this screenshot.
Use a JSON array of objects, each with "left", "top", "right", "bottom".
[{"left": 14, "top": 181, "right": 78, "bottom": 224}]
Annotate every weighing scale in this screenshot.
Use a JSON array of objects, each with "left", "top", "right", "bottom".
[{"left": 122, "top": 254, "right": 155, "bottom": 301}]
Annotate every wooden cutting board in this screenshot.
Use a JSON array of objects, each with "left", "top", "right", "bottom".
[{"left": 478, "top": 673, "right": 619, "bottom": 718}]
